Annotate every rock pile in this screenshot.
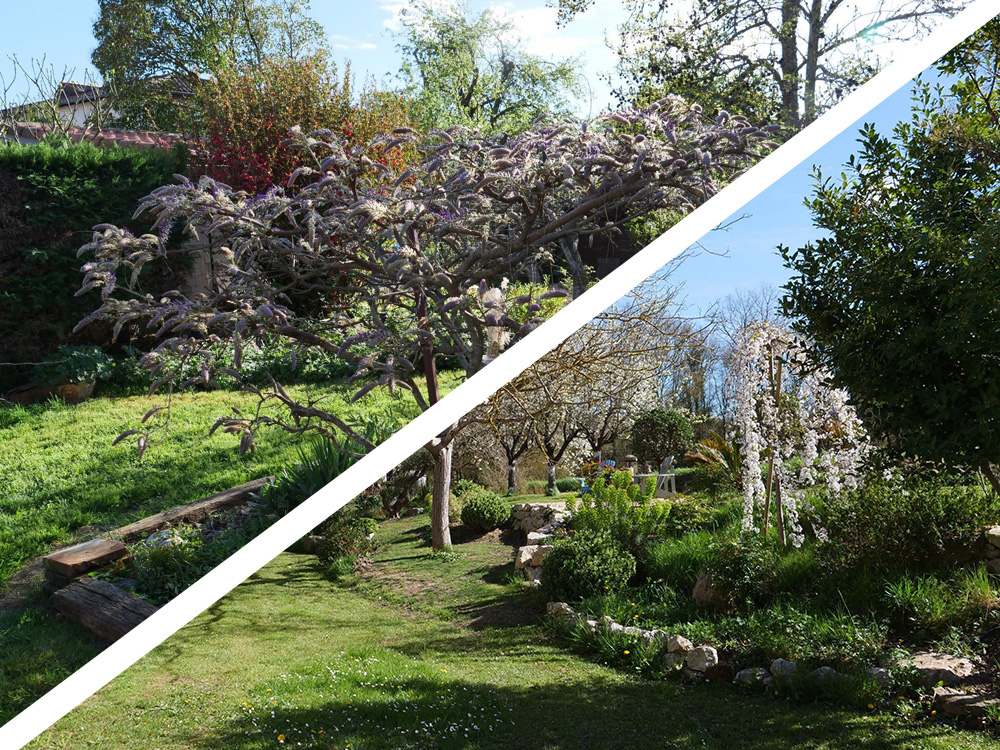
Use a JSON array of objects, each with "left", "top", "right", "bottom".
[
  {"left": 509, "top": 503, "right": 569, "bottom": 534},
  {"left": 511, "top": 503, "right": 571, "bottom": 584}
]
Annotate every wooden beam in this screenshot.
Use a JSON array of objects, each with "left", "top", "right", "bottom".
[
  {"left": 113, "top": 476, "right": 272, "bottom": 543},
  {"left": 51, "top": 578, "right": 158, "bottom": 642}
]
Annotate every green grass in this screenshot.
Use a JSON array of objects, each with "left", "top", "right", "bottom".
[
  {"left": 0, "top": 376, "right": 453, "bottom": 724},
  {"left": 25, "top": 515, "right": 997, "bottom": 749},
  {"left": 0, "top": 381, "right": 434, "bottom": 588}
]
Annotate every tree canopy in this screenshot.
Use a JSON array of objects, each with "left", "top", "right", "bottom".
[
  {"left": 92, "top": 0, "right": 325, "bottom": 129},
  {"left": 396, "top": 2, "right": 582, "bottom": 134},
  {"left": 556, "top": 0, "right": 960, "bottom": 128},
  {"left": 780, "top": 19, "right": 1000, "bottom": 491}
]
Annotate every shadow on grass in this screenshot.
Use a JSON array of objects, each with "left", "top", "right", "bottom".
[{"left": 190, "top": 663, "right": 970, "bottom": 750}]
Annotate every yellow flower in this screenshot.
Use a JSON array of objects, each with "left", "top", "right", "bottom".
[
  {"left": 623, "top": 650, "right": 630, "bottom": 655},
  {"left": 867, "top": 704, "right": 874, "bottom": 710},
  {"left": 931, "top": 710, "right": 937, "bottom": 715},
  {"left": 278, "top": 735, "right": 285, "bottom": 742}
]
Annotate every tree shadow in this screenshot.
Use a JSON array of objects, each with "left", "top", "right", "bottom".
[{"left": 188, "top": 664, "right": 970, "bottom": 750}]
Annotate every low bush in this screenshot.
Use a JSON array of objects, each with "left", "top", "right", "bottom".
[
  {"left": 316, "top": 514, "right": 378, "bottom": 567},
  {"left": 572, "top": 471, "right": 668, "bottom": 559},
  {"left": 686, "top": 462, "right": 737, "bottom": 500},
  {"left": 542, "top": 530, "right": 636, "bottom": 602},
  {"left": 525, "top": 479, "right": 547, "bottom": 494},
  {"left": 555, "top": 477, "right": 582, "bottom": 494},
  {"left": 820, "top": 476, "right": 1000, "bottom": 574},
  {"left": 884, "top": 564, "right": 999, "bottom": 637},
  {"left": 125, "top": 519, "right": 262, "bottom": 605},
  {"left": 451, "top": 478, "right": 486, "bottom": 498},
  {"left": 29, "top": 346, "right": 114, "bottom": 387},
  {"left": 662, "top": 496, "right": 741, "bottom": 537},
  {"left": 642, "top": 532, "right": 716, "bottom": 592},
  {"left": 705, "top": 534, "right": 780, "bottom": 610},
  {"left": 459, "top": 491, "right": 508, "bottom": 532}
]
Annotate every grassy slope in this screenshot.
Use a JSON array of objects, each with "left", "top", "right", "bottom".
[
  {"left": 0, "top": 381, "right": 436, "bottom": 587},
  {"left": 0, "top": 376, "right": 451, "bottom": 724},
  {"left": 27, "top": 515, "right": 994, "bottom": 750}
]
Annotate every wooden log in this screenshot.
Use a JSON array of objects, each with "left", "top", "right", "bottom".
[
  {"left": 51, "top": 578, "right": 158, "bottom": 642},
  {"left": 113, "top": 476, "right": 273, "bottom": 543},
  {"left": 42, "top": 538, "right": 128, "bottom": 578}
]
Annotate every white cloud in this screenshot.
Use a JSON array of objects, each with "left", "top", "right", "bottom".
[{"left": 330, "top": 34, "right": 379, "bottom": 52}]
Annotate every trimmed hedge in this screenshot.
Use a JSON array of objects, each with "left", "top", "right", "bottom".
[{"left": 0, "top": 139, "right": 184, "bottom": 390}]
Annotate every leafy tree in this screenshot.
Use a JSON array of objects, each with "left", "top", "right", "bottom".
[
  {"left": 780, "top": 20, "right": 1000, "bottom": 492},
  {"left": 77, "top": 103, "right": 770, "bottom": 549},
  {"left": 92, "top": 0, "right": 325, "bottom": 130},
  {"left": 396, "top": 2, "right": 582, "bottom": 134},
  {"left": 556, "top": 0, "right": 960, "bottom": 127},
  {"left": 191, "top": 53, "right": 413, "bottom": 193},
  {"left": 630, "top": 407, "right": 694, "bottom": 465}
]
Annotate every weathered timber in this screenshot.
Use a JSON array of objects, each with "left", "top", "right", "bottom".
[
  {"left": 50, "top": 577, "right": 158, "bottom": 641},
  {"left": 42, "top": 538, "right": 128, "bottom": 578},
  {"left": 113, "top": 476, "right": 272, "bottom": 542}
]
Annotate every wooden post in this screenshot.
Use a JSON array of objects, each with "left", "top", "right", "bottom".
[
  {"left": 772, "top": 358, "right": 785, "bottom": 545},
  {"left": 761, "top": 348, "right": 775, "bottom": 539}
]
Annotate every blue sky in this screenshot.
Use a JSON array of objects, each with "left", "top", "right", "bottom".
[
  {"left": 0, "top": 1, "right": 628, "bottom": 111},
  {"left": 0, "top": 1, "right": 943, "bottom": 314},
  {"left": 670, "top": 73, "right": 930, "bottom": 316}
]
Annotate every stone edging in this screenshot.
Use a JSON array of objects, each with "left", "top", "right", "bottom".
[{"left": 545, "top": 601, "right": 1000, "bottom": 725}]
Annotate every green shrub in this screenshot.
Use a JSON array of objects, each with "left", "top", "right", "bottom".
[
  {"left": 555, "top": 477, "right": 582, "bottom": 493},
  {"left": 572, "top": 470, "right": 668, "bottom": 558},
  {"left": 542, "top": 530, "right": 636, "bottom": 602},
  {"left": 662, "top": 496, "right": 741, "bottom": 537},
  {"left": 451, "top": 478, "right": 486, "bottom": 498},
  {"left": 686, "top": 462, "right": 737, "bottom": 500},
  {"left": 125, "top": 520, "right": 261, "bottom": 605},
  {"left": 525, "top": 479, "right": 547, "bottom": 494},
  {"left": 324, "top": 555, "right": 357, "bottom": 581},
  {"left": 0, "top": 140, "right": 184, "bottom": 391},
  {"left": 29, "top": 345, "right": 114, "bottom": 386},
  {"left": 705, "top": 534, "right": 779, "bottom": 610},
  {"left": 820, "top": 476, "right": 1000, "bottom": 574},
  {"left": 316, "top": 513, "right": 378, "bottom": 566},
  {"left": 884, "top": 564, "right": 998, "bottom": 636},
  {"left": 459, "top": 491, "right": 508, "bottom": 532}
]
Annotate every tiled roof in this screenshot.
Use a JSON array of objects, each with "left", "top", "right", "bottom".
[
  {"left": 56, "top": 76, "right": 196, "bottom": 106},
  {"left": 6, "top": 121, "right": 190, "bottom": 150}
]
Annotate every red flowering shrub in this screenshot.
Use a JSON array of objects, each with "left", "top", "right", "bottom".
[{"left": 192, "top": 53, "right": 413, "bottom": 194}]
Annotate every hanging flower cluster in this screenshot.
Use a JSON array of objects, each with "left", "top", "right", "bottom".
[{"left": 730, "top": 321, "right": 869, "bottom": 546}]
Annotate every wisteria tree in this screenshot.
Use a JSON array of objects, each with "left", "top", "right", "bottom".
[
  {"left": 730, "top": 321, "right": 868, "bottom": 547},
  {"left": 77, "top": 100, "right": 773, "bottom": 549}
]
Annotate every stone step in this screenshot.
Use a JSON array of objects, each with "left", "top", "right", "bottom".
[
  {"left": 42, "top": 538, "right": 128, "bottom": 578},
  {"left": 51, "top": 577, "right": 158, "bottom": 642}
]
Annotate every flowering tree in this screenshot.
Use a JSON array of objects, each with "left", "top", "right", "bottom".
[
  {"left": 77, "top": 100, "right": 772, "bottom": 549},
  {"left": 730, "top": 321, "right": 868, "bottom": 546}
]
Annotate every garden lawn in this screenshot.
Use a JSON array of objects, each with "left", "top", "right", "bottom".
[
  {"left": 26, "top": 515, "right": 996, "bottom": 749},
  {"left": 0, "top": 379, "right": 442, "bottom": 589}
]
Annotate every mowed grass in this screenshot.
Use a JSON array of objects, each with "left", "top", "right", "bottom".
[
  {"left": 0, "top": 380, "right": 436, "bottom": 588},
  {"left": 26, "top": 515, "right": 996, "bottom": 750}
]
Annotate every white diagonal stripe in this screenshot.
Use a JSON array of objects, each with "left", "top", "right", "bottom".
[{"left": 3, "top": 1, "right": 996, "bottom": 745}]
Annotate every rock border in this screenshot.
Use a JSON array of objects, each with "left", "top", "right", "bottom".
[{"left": 544, "top": 601, "right": 1000, "bottom": 727}]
